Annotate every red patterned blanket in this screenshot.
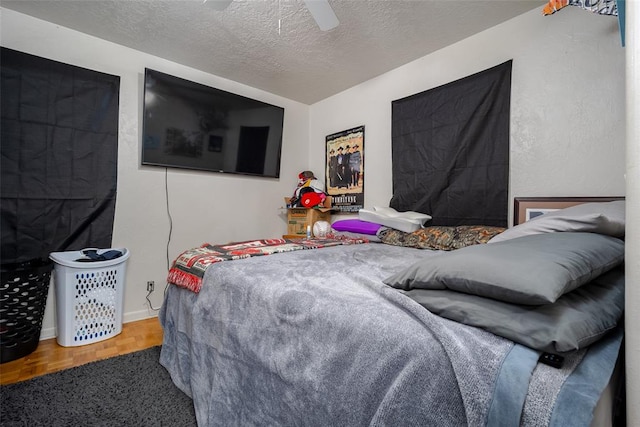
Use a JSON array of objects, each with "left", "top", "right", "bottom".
[{"left": 168, "top": 236, "right": 368, "bottom": 293}]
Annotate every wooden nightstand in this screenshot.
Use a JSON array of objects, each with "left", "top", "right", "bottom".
[{"left": 282, "top": 234, "right": 305, "bottom": 239}]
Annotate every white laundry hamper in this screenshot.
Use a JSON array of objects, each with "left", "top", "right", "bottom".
[{"left": 49, "top": 248, "right": 130, "bottom": 347}]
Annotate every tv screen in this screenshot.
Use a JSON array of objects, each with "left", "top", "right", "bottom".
[{"left": 141, "top": 68, "right": 284, "bottom": 178}]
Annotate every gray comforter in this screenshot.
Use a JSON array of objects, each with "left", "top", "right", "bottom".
[{"left": 159, "top": 243, "right": 620, "bottom": 426}]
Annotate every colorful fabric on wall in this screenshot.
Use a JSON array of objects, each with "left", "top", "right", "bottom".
[{"left": 542, "top": 0, "right": 618, "bottom": 16}]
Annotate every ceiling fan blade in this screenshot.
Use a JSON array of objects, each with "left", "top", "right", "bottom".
[
  {"left": 202, "top": 0, "right": 233, "bottom": 11},
  {"left": 303, "top": 0, "right": 339, "bottom": 31}
]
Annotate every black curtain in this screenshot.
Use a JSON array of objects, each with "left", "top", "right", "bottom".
[
  {"left": 390, "top": 60, "right": 511, "bottom": 227},
  {"left": 1, "top": 48, "right": 120, "bottom": 264}
]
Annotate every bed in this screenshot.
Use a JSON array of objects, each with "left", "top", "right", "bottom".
[{"left": 159, "top": 197, "right": 625, "bottom": 427}]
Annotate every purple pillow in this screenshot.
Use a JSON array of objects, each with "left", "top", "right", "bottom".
[{"left": 331, "top": 219, "right": 382, "bottom": 235}]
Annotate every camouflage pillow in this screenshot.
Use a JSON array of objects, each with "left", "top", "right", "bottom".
[{"left": 379, "top": 225, "right": 505, "bottom": 251}]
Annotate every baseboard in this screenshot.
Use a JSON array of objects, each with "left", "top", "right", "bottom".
[
  {"left": 38, "top": 310, "right": 159, "bottom": 341},
  {"left": 123, "top": 309, "right": 159, "bottom": 324},
  {"left": 39, "top": 326, "right": 57, "bottom": 341}
]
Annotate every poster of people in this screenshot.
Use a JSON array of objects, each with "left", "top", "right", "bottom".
[{"left": 325, "top": 125, "right": 364, "bottom": 213}]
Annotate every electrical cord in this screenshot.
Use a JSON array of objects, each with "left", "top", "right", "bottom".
[
  {"left": 146, "top": 289, "right": 160, "bottom": 311},
  {"left": 162, "top": 168, "right": 173, "bottom": 297},
  {"left": 165, "top": 167, "right": 173, "bottom": 272},
  {"left": 146, "top": 167, "right": 173, "bottom": 313}
]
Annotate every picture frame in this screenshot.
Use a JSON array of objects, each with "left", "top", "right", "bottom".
[
  {"left": 208, "top": 135, "right": 223, "bottom": 152},
  {"left": 165, "top": 128, "right": 203, "bottom": 158},
  {"left": 513, "top": 196, "right": 625, "bottom": 226},
  {"left": 525, "top": 208, "right": 557, "bottom": 222},
  {"left": 325, "top": 125, "right": 365, "bottom": 213}
]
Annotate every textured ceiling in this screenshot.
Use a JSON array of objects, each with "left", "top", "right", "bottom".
[{"left": 2, "top": 0, "right": 543, "bottom": 104}]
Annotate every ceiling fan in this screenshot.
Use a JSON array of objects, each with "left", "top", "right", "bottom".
[{"left": 203, "top": 0, "right": 339, "bottom": 31}]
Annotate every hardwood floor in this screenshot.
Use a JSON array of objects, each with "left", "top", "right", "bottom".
[{"left": 0, "top": 317, "right": 163, "bottom": 385}]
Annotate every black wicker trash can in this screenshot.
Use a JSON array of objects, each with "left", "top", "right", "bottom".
[{"left": 0, "top": 258, "right": 53, "bottom": 364}]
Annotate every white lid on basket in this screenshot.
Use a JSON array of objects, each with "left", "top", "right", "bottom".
[{"left": 49, "top": 248, "right": 130, "bottom": 268}]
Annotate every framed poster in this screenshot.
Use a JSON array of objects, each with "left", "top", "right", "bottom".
[
  {"left": 513, "top": 196, "right": 624, "bottom": 225},
  {"left": 325, "top": 125, "right": 364, "bottom": 213}
]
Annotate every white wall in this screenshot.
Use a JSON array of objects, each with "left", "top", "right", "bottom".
[
  {"left": 309, "top": 7, "right": 626, "bottom": 218},
  {"left": 0, "top": 8, "right": 311, "bottom": 337},
  {"left": 625, "top": 0, "right": 639, "bottom": 424}
]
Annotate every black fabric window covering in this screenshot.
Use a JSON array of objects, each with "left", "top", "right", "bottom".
[
  {"left": 1, "top": 48, "right": 120, "bottom": 264},
  {"left": 390, "top": 60, "right": 512, "bottom": 227}
]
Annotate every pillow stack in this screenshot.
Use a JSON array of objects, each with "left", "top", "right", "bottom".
[
  {"left": 383, "top": 201, "right": 626, "bottom": 354},
  {"left": 489, "top": 200, "right": 625, "bottom": 243}
]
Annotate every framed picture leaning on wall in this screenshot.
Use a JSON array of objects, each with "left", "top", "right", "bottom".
[{"left": 325, "top": 125, "right": 364, "bottom": 213}]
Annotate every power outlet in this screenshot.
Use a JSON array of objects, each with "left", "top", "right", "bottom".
[{"left": 146, "top": 281, "right": 155, "bottom": 292}]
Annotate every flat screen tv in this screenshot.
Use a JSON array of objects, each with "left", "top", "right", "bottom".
[{"left": 141, "top": 68, "right": 284, "bottom": 178}]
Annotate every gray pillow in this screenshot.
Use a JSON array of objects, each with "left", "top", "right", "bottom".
[
  {"left": 383, "top": 232, "right": 624, "bottom": 305},
  {"left": 404, "top": 266, "right": 624, "bottom": 353},
  {"left": 488, "top": 200, "right": 625, "bottom": 244}
]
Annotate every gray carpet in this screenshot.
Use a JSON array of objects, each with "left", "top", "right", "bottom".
[{"left": 0, "top": 346, "right": 197, "bottom": 426}]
